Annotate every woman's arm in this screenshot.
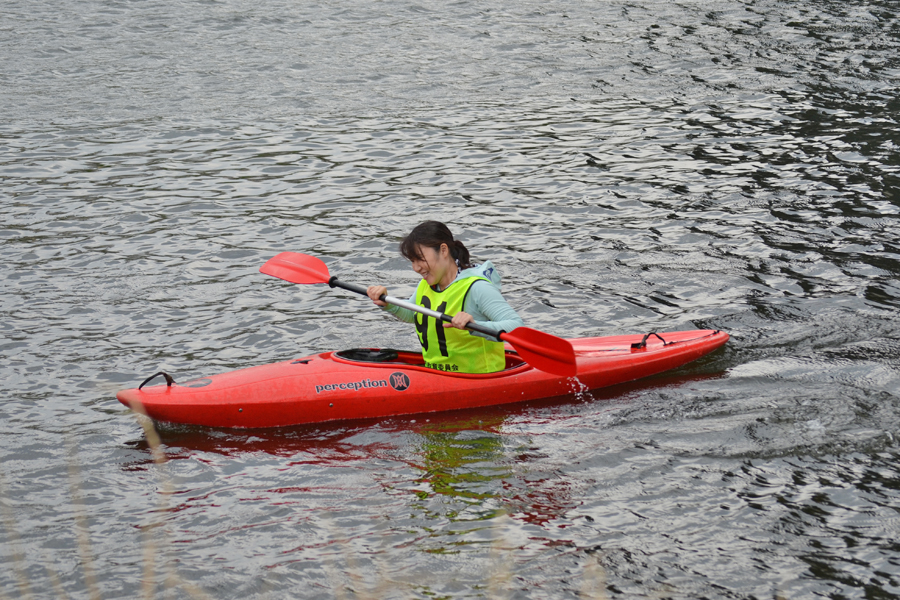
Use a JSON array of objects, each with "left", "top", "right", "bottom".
[
  {"left": 378, "top": 281, "right": 524, "bottom": 335},
  {"left": 382, "top": 292, "right": 418, "bottom": 324},
  {"left": 462, "top": 281, "right": 524, "bottom": 337}
]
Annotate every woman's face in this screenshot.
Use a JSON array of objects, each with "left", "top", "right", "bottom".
[{"left": 411, "top": 243, "right": 453, "bottom": 287}]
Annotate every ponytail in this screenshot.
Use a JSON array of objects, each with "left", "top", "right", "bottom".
[
  {"left": 451, "top": 239, "right": 472, "bottom": 270},
  {"left": 400, "top": 221, "right": 473, "bottom": 269}
]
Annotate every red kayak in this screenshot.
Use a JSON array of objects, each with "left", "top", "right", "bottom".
[{"left": 116, "top": 329, "right": 728, "bottom": 428}]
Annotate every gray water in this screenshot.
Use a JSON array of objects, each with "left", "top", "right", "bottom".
[{"left": 2, "top": 0, "right": 899, "bottom": 598}]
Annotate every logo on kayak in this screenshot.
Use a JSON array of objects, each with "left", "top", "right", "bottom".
[
  {"left": 182, "top": 378, "right": 212, "bottom": 388},
  {"left": 314, "top": 373, "right": 411, "bottom": 394},
  {"left": 389, "top": 372, "right": 410, "bottom": 391},
  {"left": 315, "top": 379, "right": 386, "bottom": 394}
]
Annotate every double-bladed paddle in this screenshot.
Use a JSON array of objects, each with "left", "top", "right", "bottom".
[{"left": 260, "top": 252, "right": 577, "bottom": 377}]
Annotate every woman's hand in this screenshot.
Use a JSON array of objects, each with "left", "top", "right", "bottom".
[
  {"left": 444, "top": 311, "right": 474, "bottom": 330},
  {"left": 367, "top": 286, "right": 388, "bottom": 307}
]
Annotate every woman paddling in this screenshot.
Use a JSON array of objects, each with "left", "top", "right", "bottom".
[{"left": 367, "top": 221, "right": 524, "bottom": 374}]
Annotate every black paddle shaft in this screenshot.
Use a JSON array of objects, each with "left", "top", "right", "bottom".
[{"left": 328, "top": 277, "right": 503, "bottom": 341}]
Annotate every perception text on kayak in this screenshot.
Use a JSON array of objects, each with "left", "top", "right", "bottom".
[
  {"left": 316, "top": 379, "right": 387, "bottom": 394},
  {"left": 315, "top": 379, "right": 386, "bottom": 394},
  {"left": 315, "top": 373, "right": 411, "bottom": 394}
]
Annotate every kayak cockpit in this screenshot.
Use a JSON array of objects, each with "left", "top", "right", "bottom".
[{"left": 330, "top": 348, "right": 529, "bottom": 373}]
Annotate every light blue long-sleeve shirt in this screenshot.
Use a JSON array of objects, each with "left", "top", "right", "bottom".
[{"left": 383, "top": 261, "right": 524, "bottom": 338}]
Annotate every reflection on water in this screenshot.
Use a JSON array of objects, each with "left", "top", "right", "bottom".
[{"left": 2, "top": 0, "right": 900, "bottom": 597}]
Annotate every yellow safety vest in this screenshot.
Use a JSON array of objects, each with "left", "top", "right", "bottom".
[{"left": 414, "top": 276, "right": 506, "bottom": 374}]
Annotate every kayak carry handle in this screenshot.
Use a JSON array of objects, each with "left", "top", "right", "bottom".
[
  {"left": 631, "top": 332, "right": 669, "bottom": 350},
  {"left": 630, "top": 329, "right": 723, "bottom": 350},
  {"left": 138, "top": 371, "right": 176, "bottom": 390}
]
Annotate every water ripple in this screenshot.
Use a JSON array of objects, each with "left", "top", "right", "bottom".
[{"left": 2, "top": 0, "right": 900, "bottom": 598}]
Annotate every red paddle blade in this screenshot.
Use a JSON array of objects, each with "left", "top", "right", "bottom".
[
  {"left": 260, "top": 252, "right": 331, "bottom": 285},
  {"left": 500, "top": 327, "right": 577, "bottom": 377}
]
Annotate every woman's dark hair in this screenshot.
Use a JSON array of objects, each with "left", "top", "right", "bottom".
[{"left": 400, "top": 221, "right": 473, "bottom": 269}]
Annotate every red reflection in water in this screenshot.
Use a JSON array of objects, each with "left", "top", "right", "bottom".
[{"left": 122, "top": 371, "right": 725, "bottom": 528}]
